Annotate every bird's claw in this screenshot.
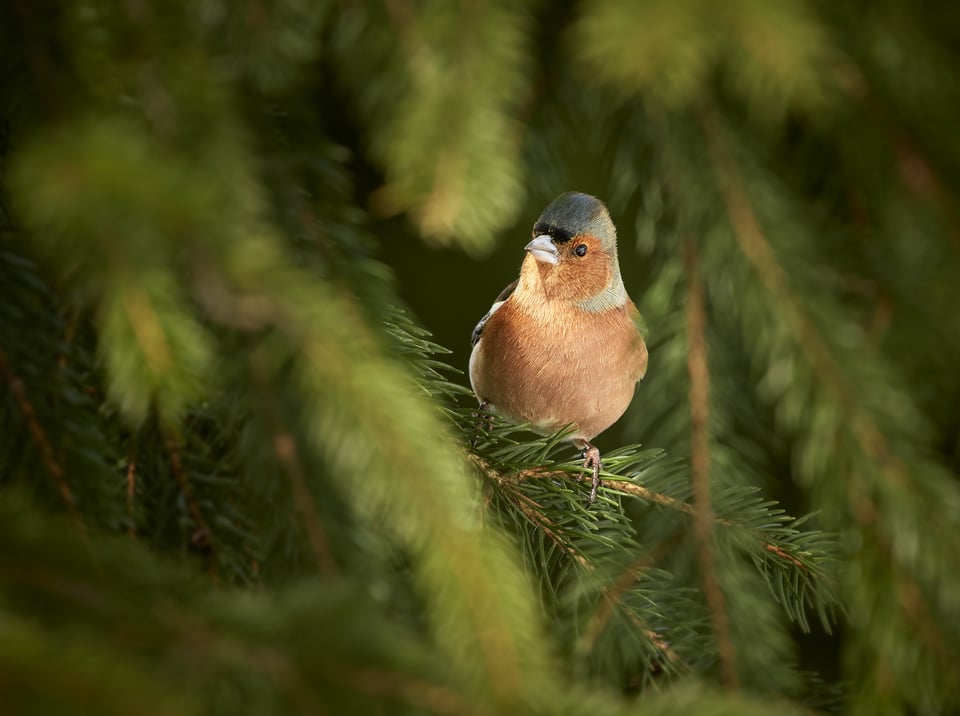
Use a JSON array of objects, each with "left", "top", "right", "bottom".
[
  {"left": 581, "top": 445, "right": 602, "bottom": 505},
  {"left": 471, "top": 402, "right": 493, "bottom": 446}
]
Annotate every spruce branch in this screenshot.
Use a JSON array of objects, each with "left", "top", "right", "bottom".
[
  {"left": 875, "top": 520, "right": 959, "bottom": 676},
  {"left": 700, "top": 100, "right": 946, "bottom": 512},
  {"left": 360, "top": 0, "right": 530, "bottom": 249},
  {"left": 0, "top": 346, "right": 85, "bottom": 533},
  {"left": 575, "top": 543, "right": 688, "bottom": 670},
  {"left": 466, "top": 439, "right": 835, "bottom": 678},
  {"left": 698, "top": 100, "right": 960, "bottom": 699},
  {"left": 249, "top": 351, "right": 338, "bottom": 577},
  {"left": 124, "top": 450, "right": 137, "bottom": 538},
  {"left": 763, "top": 543, "right": 806, "bottom": 571},
  {"left": 684, "top": 240, "right": 738, "bottom": 688},
  {"left": 164, "top": 433, "right": 219, "bottom": 581},
  {"left": 469, "top": 449, "right": 824, "bottom": 578},
  {"left": 270, "top": 429, "right": 338, "bottom": 577},
  {"left": 466, "top": 447, "right": 684, "bottom": 667},
  {"left": 494, "top": 475, "right": 589, "bottom": 568},
  {"left": 698, "top": 103, "right": 904, "bottom": 502},
  {"left": 838, "top": 63, "right": 960, "bottom": 242},
  {"left": 697, "top": 103, "right": 922, "bottom": 508},
  {"left": 474, "top": 451, "right": 682, "bottom": 669}
]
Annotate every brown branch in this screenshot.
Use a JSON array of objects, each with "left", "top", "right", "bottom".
[
  {"left": 685, "top": 240, "right": 738, "bottom": 688},
  {"left": 577, "top": 535, "right": 687, "bottom": 669},
  {"left": 837, "top": 63, "right": 960, "bottom": 249},
  {"left": 249, "top": 352, "right": 338, "bottom": 576},
  {"left": 195, "top": 269, "right": 338, "bottom": 577},
  {"left": 125, "top": 451, "right": 137, "bottom": 538},
  {"left": 697, "top": 103, "right": 916, "bottom": 493},
  {"left": 476, "top": 452, "right": 592, "bottom": 563},
  {"left": 698, "top": 103, "right": 958, "bottom": 676},
  {"left": 764, "top": 543, "right": 806, "bottom": 570},
  {"left": 473, "top": 451, "right": 695, "bottom": 513},
  {"left": 603, "top": 476, "right": 696, "bottom": 515},
  {"left": 271, "top": 432, "right": 338, "bottom": 577},
  {"left": 469, "top": 452, "right": 681, "bottom": 667},
  {"left": 499, "top": 481, "right": 588, "bottom": 568},
  {"left": 895, "top": 577, "right": 958, "bottom": 674},
  {"left": 877, "top": 520, "right": 960, "bottom": 675},
  {"left": 0, "top": 347, "right": 85, "bottom": 532},
  {"left": 469, "top": 452, "right": 811, "bottom": 570},
  {"left": 165, "top": 434, "right": 219, "bottom": 582}
]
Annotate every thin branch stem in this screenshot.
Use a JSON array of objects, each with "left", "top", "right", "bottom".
[
  {"left": 497, "top": 480, "right": 588, "bottom": 567},
  {"left": 125, "top": 450, "right": 137, "bottom": 538},
  {"left": 271, "top": 431, "right": 338, "bottom": 577},
  {"left": 837, "top": 63, "right": 960, "bottom": 248},
  {"left": 165, "top": 434, "right": 219, "bottom": 582},
  {"left": 684, "top": 240, "right": 738, "bottom": 688},
  {"left": 470, "top": 452, "right": 680, "bottom": 667},
  {"left": 469, "top": 452, "right": 811, "bottom": 570},
  {"left": 249, "top": 353, "right": 338, "bottom": 577},
  {"left": 697, "top": 103, "right": 916, "bottom": 493},
  {"left": 577, "top": 535, "right": 687, "bottom": 669},
  {"left": 698, "top": 102, "right": 958, "bottom": 675},
  {"left": 0, "top": 347, "right": 85, "bottom": 533}
]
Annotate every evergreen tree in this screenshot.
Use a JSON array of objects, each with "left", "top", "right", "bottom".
[{"left": 1, "top": 1, "right": 958, "bottom": 715}]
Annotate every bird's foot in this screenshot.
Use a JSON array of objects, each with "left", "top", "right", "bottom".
[
  {"left": 581, "top": 444, "right": 602, "bottom": 505},
  {"left": 471, "top": 401, "right": 493, "bottom": 446}
]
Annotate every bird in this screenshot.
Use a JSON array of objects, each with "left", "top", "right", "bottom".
[{"left": 469, "top": 191, "right": 648, "bottom": 503}]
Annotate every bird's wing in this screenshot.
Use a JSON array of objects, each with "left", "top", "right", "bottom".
[
  {"left": 471, "top": 279, "right": 519, "bottom": 347},
  {"left": 628, "top": 301, "right": 650, "bottom": 381},
  {"left": 630, "top": 304, "right": 649, "bottom": 342}
]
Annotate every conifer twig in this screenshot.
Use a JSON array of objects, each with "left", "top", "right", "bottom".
[
  {"left": 271, "top": 431, "right": 338, "bottom": 576},
  {"left": 0, "top": 347, "right": 85, "bottom": 533},
  {"left": 470, "top": 452, "right": 680, "bottom": 666},
  {"left": 763, "top": 543, "right": 806, "bottom": 570},
  {"left": 697, "top": 102, "right": 922, "bottom": 501},
  {"left": 837, "top": 64, "right": 960, "bottom": 245},
  {"left": 698, "top": 102, "right": 958, "bottom": 673},
  {"left": 879, "top": 524, "right": 959, "bottom": 674},
  {"left": 469, "top": 452, "right": 811, "bottom": 570},
  {"left": 165, "top": 434, "right": 219, "bottom": 581},
  {"left": 125, "top": 451, "right": 137, "bottom": 538},
  {"left": 578, "top": 538, "right": 687, "bottom": 669},
  {"left": 684, "top": 241, "right": 738, "bottom": 688},
  {"left": 498, "top": 480, "right": 588, "bottom": 567},
  {"left": 250, "top": 354, "right": 338, "bottom": 576}
]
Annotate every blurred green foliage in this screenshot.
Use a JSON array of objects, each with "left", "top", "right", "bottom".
[{"left": 1, "top": 1, "right": 960, "bottom": 715}]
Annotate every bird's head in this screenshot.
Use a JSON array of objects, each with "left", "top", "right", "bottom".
[{"left": 522, "top": 192, "right": 626, "bottom": 311}]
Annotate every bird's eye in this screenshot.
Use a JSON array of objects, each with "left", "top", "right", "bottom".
[{"left": 574, "top": 244, "right": 588, "bottom": 257}]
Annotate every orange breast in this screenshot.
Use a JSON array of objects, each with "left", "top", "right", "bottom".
[{"left": 469, "top": 298, "right": 647, "bottom": 441}]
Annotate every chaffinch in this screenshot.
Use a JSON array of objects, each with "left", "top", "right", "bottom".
[{"left": 469, "top": 192, "right": 648, "bottom": 502}]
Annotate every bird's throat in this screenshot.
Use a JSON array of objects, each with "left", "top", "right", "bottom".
[{"left": 516, "top": 253, "right": 626, "bottom": 313}]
